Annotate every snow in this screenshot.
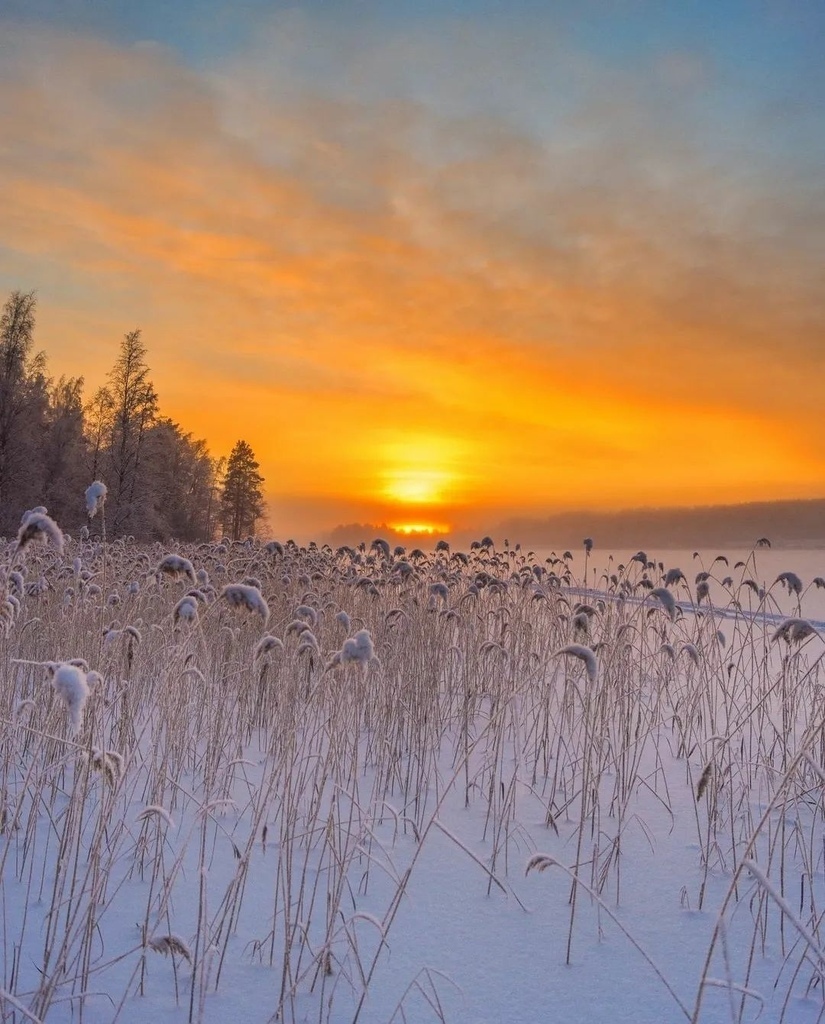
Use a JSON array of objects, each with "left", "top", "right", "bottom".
[{"left": 1, "top": 538, "right": 824, "bottom": 1023}]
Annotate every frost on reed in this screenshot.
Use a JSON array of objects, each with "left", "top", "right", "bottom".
[
  {"left": 173, "top": 595, "right": 200, "bottom": 626},
  {"left": 775, "top": 571, "right": 803, "bottom": 596},
  {"left": 556, "top": 643, "right": 598, "bottom": 683},
  {"left": 4, "top": 531, "right": 825, "bottom": 1024},
  {"left": 85, "top": 480, "right": 107, "bottom": 518},
  {"left": 221, "top": 583, "right": 270, "bottom": 623},
  {"left": 136, "top": 805, "right": 175, "bottom": 828},
  {"left": 17, "top": 509, "right": 64, "bottom": 555},
  {"left": 84, "top": 747, "right": 125, "bottom": 786},
  {"left": 772, "top": 617, "right": 818, "bottom": 644},
  {"left": 156, "top": 553, "right": 197, "bottom": 583},
  {"left": 47, "top": 662, "right": 91, "bottom": 735},
  {"left": 148, "top": 935, "right": 192, "bottom": 963},
  {"left": 326, "top": 628, "right": 377, "bottom": 670},
  {"left": 254, "top": 635, "right": 284, "bottom": 661},
  {"left": 649, "top": 586, "right": 678, "bottom": 622}
]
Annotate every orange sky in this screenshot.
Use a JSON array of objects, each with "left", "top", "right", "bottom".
[{"left": 1, "top": 16, "right": 824, "bottom": 539}]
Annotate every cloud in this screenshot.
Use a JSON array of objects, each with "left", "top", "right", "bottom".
[{"left": 0, "top": 17, "right": 823, "bottom": 534}]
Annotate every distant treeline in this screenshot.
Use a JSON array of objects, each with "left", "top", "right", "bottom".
[
  {"left": 0, "top": 291, "right": 223, "bottom": 540},
  {"left": 326, "top": 500, "right": 825, "bottom": 554},
  {"left": 483, "top": 499, "right": 825, "bottom": 552},
  {"left": 325, "top": 523, "right": 443, "bottom": 549}
]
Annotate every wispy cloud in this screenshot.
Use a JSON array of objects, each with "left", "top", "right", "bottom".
[{"left": 0, "top": 14, "right": 823, "bottom": 535}]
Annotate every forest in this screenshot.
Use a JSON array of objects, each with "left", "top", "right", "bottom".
[{"left": 0, "top": 291, "right": 264, "bottom": 541}]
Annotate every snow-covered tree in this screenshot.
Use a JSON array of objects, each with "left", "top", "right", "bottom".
[
  {"left": 98, "top": 330, "right": 158, "bottom": 536},
  {"left": 220, "top": 440, "right": 265, "bottom": 540},
  {"left": 0, "top": 291, "right": 49, "bottom": 532}
]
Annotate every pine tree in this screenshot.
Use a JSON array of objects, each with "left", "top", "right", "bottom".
[
  {"left": 99, "top": 330, "right": 158, "bottom": 536},
  {"left": 220, "top": 440, "right": 265, "bottom": 540},
  {"left": 146, "top": 418, "right": 219, "bottom": 541},
  {"left": 42, "top": 375, "right": 87, "bottom": 526}
]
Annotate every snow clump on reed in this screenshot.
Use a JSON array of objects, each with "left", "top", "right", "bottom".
[
  {"left": 327, "top": 628, "right": 377, "bottom": 670},
  {"left": 156, "top": 553, "right": 197, "bottom": 583},
  {"left": 253, "top": 635, "right": 284, "bottom": 662},
  {"left": 17, "top": 509, "right": 64, "bottom": 555},
  {"left": 173, "top": 595, "right": 200, "bottom": 626},
  {"left": 650, "top": 587, "right": 678, "bottom": 622},
  {"left": 47, "top": 661, "right": 91, "bottom": 734},
  {"left": 85, "top": 480, "right": 107, "bottom": 518},
  {"left": 772, "top": 618, "right": 817, "bottom": 644},
  {"left": 556, "top": 643, "right": 599, "bottom": 683},
  {"left": 221, "top": 583, "right": 270, "bottom": 623}
]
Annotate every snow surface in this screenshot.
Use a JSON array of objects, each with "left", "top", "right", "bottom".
[{"left": 1, "top": 539, "right": 824, "bottom": 1024}]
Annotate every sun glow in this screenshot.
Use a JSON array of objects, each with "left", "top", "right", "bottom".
[
  {"left": 379, "top": 434, "right": 466, "bottom": 508},
  {"left": 382, "top": 469, "right": 453, "bottom": 505},
  {"left": 390, "top": 523, "right": 450, "bottom": 536}
]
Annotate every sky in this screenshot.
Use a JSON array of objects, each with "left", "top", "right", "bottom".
[{"left": 1, "top": 1, "right": 824, "bottom": 539}]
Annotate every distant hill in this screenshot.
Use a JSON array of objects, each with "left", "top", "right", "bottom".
[{"left": 476, "top": 498, "right": 825, "bottom": 552}]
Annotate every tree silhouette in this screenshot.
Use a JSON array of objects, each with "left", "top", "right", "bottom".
[
  {"left": 92, "top": 329, "right": 158, "bottom": 535},
  {"left": 0, "top": 291, "right": 49, "bottom": 531},
  {"left": 220, "top": 440, "right": 265, "bottom": 540}
]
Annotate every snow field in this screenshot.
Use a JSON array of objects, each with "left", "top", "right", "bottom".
[{"left": 1, "top": 536, "right": 824, "bottom": 1023}]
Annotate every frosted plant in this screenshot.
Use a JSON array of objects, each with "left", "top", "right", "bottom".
[
  {"left": 221, "top": 583, "right": 270, "bottom": 624},
  {"left": 173, "top": 595, "right": 200, "bottom": 626},
  {"left": 342, "top": 628, "right": 376, "bottom": 665},
  {"left": 103, "top": 626, "right": 141, "bottom": 672},
  {"left": 17, "top": 510, "right": 64, "bottom": 555},
  {"left": 681, "top": 642, "right": 701, "bottom": 666},
  {"left": 296, "top": 630, "right": 320, "bottom": 658},
  {"left": 335, "top": 610, "right": 352, "bottom": 633},
  {"left": 136, "top": 805, "right": 175, "bottom": 828},
  {"left": 556, "top": 644, "right": 598, "bottom": 683},
  {"left": 156, "top": 553, "right": 197, "bottom": 583},
  {"left": 85, "top": 480, "right": 107, "bottom": 518},
  {"left": 649, "top": 587, "right": 678, "bottom": 622},
  {"left": 85, "top": 747, "right": 124, "bottom": 786},
  {"left": 253, "top": 634, "right": 284, "bottom": 662},
  {"left": 371, "top": 538, "right": 391, "bottom": 559},
  {"left": 775, "top": 571, "right": 803, "bottom": 597},
  {"left": 772, "top": 618, "right": 817, "bottom": 644},
  {"left": 1, "top": 597, "right": 19, "bottom": 635},
  {"left": 286, "top": 619, "right": 311, "bottom": 636},
  {"left": 148, "top": 935, "right": 192, "bottom": 962},
  {"left": 47, "top": 662, "right": 90, "bottom": 735},
  {"left": 664, "top": 568, "right": 685, "bottom": 587},
  {"left": 326, "top": 628, "right": 376, "bottom": 670},
  {"left": 294, "top": 604, "right": 318, "bottom": 626}
]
